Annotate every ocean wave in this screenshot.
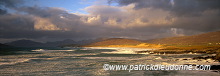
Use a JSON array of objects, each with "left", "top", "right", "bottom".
[
  {"left": 0, "top": 56, "right": 65, "bottom": 66},
  {"left": 81, "top": 57, "right": 130, "bottom": 60},
  {"left": 0, "top": 58, "right": 31, "bottom": 66},
  {"left": 86, "top": 47, "right": 154, "bottom": 54},
  {"left": 32, "top": 49, "right": 75, "bottom": 52}
]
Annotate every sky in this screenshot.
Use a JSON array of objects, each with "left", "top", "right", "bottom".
[
  {"left": 24, "top": 0, "right": 101, "bottom": 14},
  {"left": 0, "top": 0, "right": 220, "bottom": 43}
]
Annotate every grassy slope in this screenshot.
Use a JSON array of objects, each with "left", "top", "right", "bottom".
[
  {"left": 83, "top": 31, "right": 220, "bottom": 54},
  {"left": 144, "top": 31, "right": 220, "bottom": 54},
  {"left": 146, "top": 31, "right": 220, "bottom": 45},
  {"left": 85, "top": 38, "right": 142, "bottom": 46},
  {"left": 83, "top": 38, "right": 163, "bottom": 48}
]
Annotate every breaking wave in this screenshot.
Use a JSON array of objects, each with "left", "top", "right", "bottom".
[
  {"left": 84, "top": 47, "right": 154, "bottom": 54},
  {"left": 32, "top": 49, "right": 75, "bottom": 52}
]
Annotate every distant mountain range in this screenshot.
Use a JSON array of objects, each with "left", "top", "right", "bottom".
[
  {"left": 3, "top": 38, "right": 109, "bottom": 47},
  {"left": 146, "top": 31, "right": 220, "bottom": 45},
  {"left": 5, "top": 39, "right": 77, "bottom": 47},
  {"left": 3, "top": 31, "right": 220, "bottom": 47},
  {"left": 5, "top": 40, "right": 45, "bottom": 47}
]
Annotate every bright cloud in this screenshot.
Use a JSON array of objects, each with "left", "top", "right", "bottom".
[{"left": 82, "top": 4, "right": 176, "bottom": 28}]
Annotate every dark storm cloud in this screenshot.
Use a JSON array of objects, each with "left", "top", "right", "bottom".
[
  {"left": 110, "top": 0, "right": 220, "bottom": 16},
  {"left": 0, "top": 6, "right": 95, "bottom": 39},
  {"left": 107, "top": 0, "right": 220, "bottom": 32},
  {"left": 0, "top": 9, "right": 7, "bottom": 15},
  {"left": 0, "top": 0, "right": 23, "bottom": 7},
  {"left": 0, "top": 1, "right": 80, "bottom": 39},
  {"left": 1, "top": 1, "right": 122, "bottom": 42},
  {"left": 171, "top": 10, "right": 220, "bottom": 32},
  {"left": 0, "top": 5, "right": 121, "bottom": 41},
  {"left": 18, "top": 6, "right": 76, "bottom": 18},
  {"left": 0, "top": 14, "right": 35, "bottom": 38},
  {"left": 18, "top": 6, "right": 82, "bottom": 29},
  {"left": 0, "top": 0, "right": 23, "bottom": 15}
]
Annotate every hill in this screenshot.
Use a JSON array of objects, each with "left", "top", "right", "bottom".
[
  {"left": 146, "top": 31, "right": 220, "bottom": 45},
  {"left": 0, "top": 43, "right": 12, "bottom": 48},
  {"left": 5, "top": 40, "right": 45, "bottom": 47},
  {"left": 5, "top": 39, "right": 77, "bottom": 47},
  {"left": 83, "top": 38, "right": 162, "bottom": 48},
  {"left": 76, "top": 38, "right": 109, "bottom": 45},
  {"left": 85, "top": 38, "right": 142, "bottom": 46}
]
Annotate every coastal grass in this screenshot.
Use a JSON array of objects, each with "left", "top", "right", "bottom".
[{"left": 154, "top": 44, "right": 220, "bottom": 54}]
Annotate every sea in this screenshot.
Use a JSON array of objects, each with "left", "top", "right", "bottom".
[{"left": 0, "top": 47, "right": 219, "bottom": 76}]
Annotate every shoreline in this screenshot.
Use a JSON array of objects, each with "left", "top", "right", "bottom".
[{"left": 81, "top": 46, "right": 220, "bottom": 62}]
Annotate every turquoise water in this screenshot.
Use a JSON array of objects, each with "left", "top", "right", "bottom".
[{"left": 0, "top": 47, "right": 219, "bottom": 76}]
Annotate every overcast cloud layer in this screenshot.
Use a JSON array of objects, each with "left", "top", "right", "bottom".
[{"left": 0, "top": 0, "right": 220, "bottom": 43}]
